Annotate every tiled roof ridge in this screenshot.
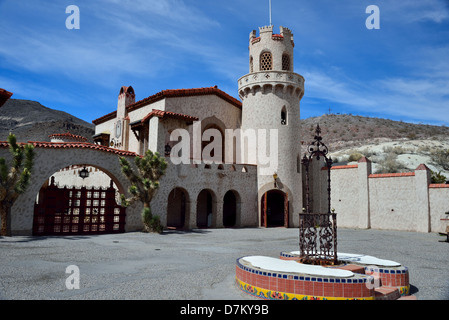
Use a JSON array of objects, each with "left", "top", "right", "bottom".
[
  {"left": 0, "top": 141, "right": 137, "bottom": 157},
  {"left": 48, "top": 132, "right": 88, "bottom": 142},
  {"left": 369, "top": 172, "right": 416, "bottom": 178},
  {"left": 92, "top": 86, "right": 242, "bottom": 125},
  {"left": 141, "top": 109, "right": 199, "bottom": 123}
]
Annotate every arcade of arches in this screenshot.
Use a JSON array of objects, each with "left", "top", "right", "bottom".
[{"left": 166, "top": 188, "right": 241, "bottom": 229}]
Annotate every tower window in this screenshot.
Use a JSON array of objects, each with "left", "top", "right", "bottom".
[
  {"left": 282, "top": 54, "right": 290, "bottom": 71},
  {"left": 260, "top": 52, "right": 273, "bottom": 71},
  {"left": 281, "top": 107, "right": 287, "bottom": 125},
  {"left": 250, "top": 56, "right": 254, "bottom": 73}
]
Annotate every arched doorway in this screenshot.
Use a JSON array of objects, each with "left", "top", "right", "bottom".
[
  {"left": 197, "top": 189, "right": 215, "bottom": 228},
  {"left": 167, "top": 188, "right": 188, "bottom": 229},
  {"left": 261, "top": 190, "right": 288, "bottom": 228},
  {"left": 223, "top": 190, "right": 239, "bottom": 227}
]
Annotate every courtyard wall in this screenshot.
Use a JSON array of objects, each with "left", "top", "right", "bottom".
[{"left": 326, "top": 157, "right": 448, "bottom": 233}]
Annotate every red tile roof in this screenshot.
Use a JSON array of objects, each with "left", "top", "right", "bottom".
[
  {"left": 369, "top": 172, "right": 415, "bottom": 179},
  {"left": 0, "top": 88, "right": 13, "bottom": 107},
  {"left": 415, "top": 164, "right": 430, "bottom": 171},
  {"left": 141, "top": 109, "right": 199, "bottom": 123},
  {"left": 328, "top": 164, "right": 359, "bottom": 170},
  {"left": 48, "top": 132, "right": 88, "bottom": 142},
  {"left": 0, "top": 141, "right": 137, "bottom": 157},
  {"left": 429, "top": 184, "right": 449, "bottom": 188},
  {"left": 92, "top": 86, "right": 242, "bottom": 125}
]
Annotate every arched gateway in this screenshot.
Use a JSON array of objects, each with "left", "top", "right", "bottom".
[{"left": 0, "top": 141, "right": 142, "bottom": 236}]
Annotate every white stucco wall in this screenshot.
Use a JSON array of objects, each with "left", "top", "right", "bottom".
[
  {"left": 429, "top": 186, "right": 449, "bottom": 233},
  {"left": 150, "top": 162, "right": 258, "bottom": 228},
  {"left": 326, "top": 158, "right": 445, "bottom": 233}
]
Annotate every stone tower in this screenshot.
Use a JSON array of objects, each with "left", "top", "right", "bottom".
[{"left": 238, "top": 25, "right": 305, "bottom": 228}]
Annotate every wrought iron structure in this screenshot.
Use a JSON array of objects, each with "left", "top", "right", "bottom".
[
  {"left": 298, "top": 212, "right": 337, "bottom": 265},
  {"left": 299, "top": 124, "right": 338, "bottom": 265}
]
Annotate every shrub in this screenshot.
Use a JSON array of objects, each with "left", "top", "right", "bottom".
[
  {"left": 431, "top": 171, "right": 447, "bottom": 184},
  {"left": 375, "top": 153, "right": 407, "bottom": 174},
  {"left": 348, "top": 152, "right": 363, "bottom": 162},
  {"left": 431, "top": 149, "right": 449, "bottom": 171}
]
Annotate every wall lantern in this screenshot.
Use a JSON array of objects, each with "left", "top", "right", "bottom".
[
  {"left": 273, "top": 172, "right": 278, "bottom": 188},
  {"left": 79, "top": 166, "right": 90, "bottom": 179}
]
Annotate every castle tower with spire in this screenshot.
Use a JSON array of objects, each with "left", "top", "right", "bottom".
[{"left": 238, "top": 25, "right": 305, "bottom": 227}]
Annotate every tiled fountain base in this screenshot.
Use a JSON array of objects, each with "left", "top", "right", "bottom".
[{"left": 235, "top": 252, "right": 411, "bottom": 300}]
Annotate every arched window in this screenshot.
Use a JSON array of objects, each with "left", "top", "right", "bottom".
[
  {"left": 282, "top": 54, "right": 290, "bottom": 71},
  {"left": 260, "top": 51, "right": 273, "bottom": 71},
  {"left": 281, "top": 107, "right": 287, "bottom": 125}
]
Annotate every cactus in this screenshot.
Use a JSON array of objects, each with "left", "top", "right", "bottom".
[
  {"left": 0, "top": 134, "right": 34, "bottom": 236},
  {"left": 119, "top": 149, "right": 167, "bottom": 233}
]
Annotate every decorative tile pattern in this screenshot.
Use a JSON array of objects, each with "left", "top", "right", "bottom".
[
  {"left": 236, "top": 257, "right": 375, "bottom": 300},
  {"left": 279, "top": 252, "right": 411, "bottom": 296}
]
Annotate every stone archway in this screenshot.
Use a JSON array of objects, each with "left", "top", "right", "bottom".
[
  {"left": 166, "top": 187, "right": 189, "bottom": 229},
  {"left": 261, "top": 189, "right": 288, "bottom": 228},
  {"left": 0, "top": 143, "right": 142, "bottom": 235},
  {"left": 223, "top": 190, "right": 241, "bottom": 227},
  {"left": 196, "top": 189, "right": 216, "bottom": 228}
]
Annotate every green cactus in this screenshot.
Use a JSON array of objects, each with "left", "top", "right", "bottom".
[
  {"left": 119, "top": 149, "right": 167, "bottom": 233},
  {"left": 0, "top": 134, "right": 34, "bottom": 236}
]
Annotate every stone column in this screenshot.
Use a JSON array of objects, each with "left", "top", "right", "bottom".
[
  {"left": 187, "top": 200, "right": 197, "bottom": 230},
  {"left": 414, "top": 164, "right": 431, "bottom": 233},
  {"left": 358, "top": 157, "right": 372, "bottom": 229},
  {"left": 215, "top": 200, "right": 224, "bottom": 228}
]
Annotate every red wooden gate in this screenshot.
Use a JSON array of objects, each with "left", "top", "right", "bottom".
[{"left": 33, "top": 177, "right": 126, "bottom": 236}]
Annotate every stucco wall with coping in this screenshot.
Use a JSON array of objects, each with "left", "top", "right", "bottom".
[
  {"left": 324, "top": 158, "right": 447, "bottom": 233},
  {"left": 429, "top": 186, "right": 449, "bottom": 233},
  {"left": 369, "top": 175, "right": 417, "bottom": 231},
  {"left": 328, "top": 165, "right": 360, "bottom": 228}
]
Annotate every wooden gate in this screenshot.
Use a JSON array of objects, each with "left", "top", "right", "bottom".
[{"left": 33, "top": 177, "right": 126, "bottom": 236}]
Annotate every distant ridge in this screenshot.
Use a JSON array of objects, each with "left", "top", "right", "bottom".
[
  {"left": 0, "top": 99, "right": 94, "bottom": 143},
  {"left": 1, "top": 99, "right": 448, "bottom": 157},
  {"left": 300, "top": 113, "right": 449, "bottom": 151}
]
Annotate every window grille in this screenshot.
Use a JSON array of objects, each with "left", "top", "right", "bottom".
[
  {"left": 260, "top": 52, "right": 273, "bottom": 71},
  {"left": 282, "top": 54, "right": 290, "bottom": 71}
]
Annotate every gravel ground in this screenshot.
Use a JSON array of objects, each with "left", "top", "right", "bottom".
[{"left": 0, "top": 227, "right": 448, "bottom": 300}]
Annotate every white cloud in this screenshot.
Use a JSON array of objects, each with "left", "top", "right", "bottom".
[{"left": 384, "top": 0, "right": 449, "bottom": 24}]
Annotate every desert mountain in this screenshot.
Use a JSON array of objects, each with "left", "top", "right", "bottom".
[
  {"left": 301, "top": 114, "right": 449, "bottom": 179},
  {"left": 0, "top": 99, "right": 94, "bottom": 143},
  {"left": 1, "top": 99, "right": 447, "bottom": 179}
]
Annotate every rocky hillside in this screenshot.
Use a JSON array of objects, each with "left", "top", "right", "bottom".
[
  {"left": 0, "top": 99, "right": 94, "bottom": 143},
  {"left": 1, "top": 99, "right": 447, "bottom": 179},
  {"left": 300, "top": 114, "right": 449, "bottom": 179}
]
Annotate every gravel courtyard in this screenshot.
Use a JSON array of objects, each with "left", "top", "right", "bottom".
[{"left": 0, "top": 227, "right": 448, "bottom": 300}]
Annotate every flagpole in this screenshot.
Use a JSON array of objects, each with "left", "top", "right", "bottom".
[{"left": 269, "top": 0, "right": 272, "bottom": 26}]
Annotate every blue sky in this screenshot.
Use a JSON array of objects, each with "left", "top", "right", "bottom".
[{"left": 0, "top": 0, "right": 448, "bottom": 126}]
